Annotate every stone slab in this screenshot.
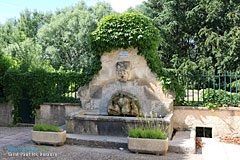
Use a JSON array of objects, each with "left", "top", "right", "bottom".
[
  {"left": 168, "top": 130, "right": 196, "bottom": 154},
  {"left": 66, "top": 114, "right": 173, "bottom": 138},
  {"left": 35, "top": 103, "right": 81, "bottom": 126},
  {"left": 0, "top": 103, "right": 13, "bottom": 126},
  {"left": 66, "top": 134, "right": 128, "bottom": 149},
  {"left": 66, "top": 132, "right": 196, "bottom": 155}
]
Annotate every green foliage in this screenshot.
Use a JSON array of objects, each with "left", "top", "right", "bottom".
[
  {"left": 3, "top": 67, "right": 84, "bottom": 123},
  {"left": 90, "top": 13, "right": 160, "bottom": 57},
  {"left": 3, "top": 38, "right": 45, "bottom": 72},
  {"left": 178, "top": 101, "right": 224, "bottom": 108},
  {"left": 144, "top": 0, "right": 240, "bottom": 73},
  {"left": 33, "top": 124, "right": 62, "bottom": 132},
  {"left": 38, "top": 1, "right": 115, "bottom": 72},
  {"left": 200, "top": 88, "right": 240, "bottom": 104},
  {"left": 0, "top": 9, "right": 52, "bottom": 72},
  {"left": 178, "top": 87, "right": 240, "bottom": 108},
  {"left": 90, "top": 13, "right": 184, "bottom": 101},
  {"left": 129, "top": 128, "right": 167, "bottom": 139},
  {"left": 0, "top": 53, "right": 15, "bottom": 102},
  {"left": 129, "top": 111, "right": 168, "bottom": 139}
]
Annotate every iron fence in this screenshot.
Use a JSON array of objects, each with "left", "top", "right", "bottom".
[
  {"left": 177, "top": 71, "right": 240, "bottom": 104},
  {"left": 48, "top": 81, "right": 81, "bottom": 103}
]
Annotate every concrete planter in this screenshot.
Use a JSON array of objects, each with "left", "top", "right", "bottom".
[
  {"left": 32, "top": 130, "right": 66, "bottom": 146},
  {"left": 128, "top": 137, "right": 168, "bottom": 155}
]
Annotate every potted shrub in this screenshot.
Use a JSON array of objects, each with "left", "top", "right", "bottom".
[
  {"left": 128, "top": 112, "right": 168, "bottom": 155},
  {"left": 32, "top": 124, "right": 66, "bottom": 146}
]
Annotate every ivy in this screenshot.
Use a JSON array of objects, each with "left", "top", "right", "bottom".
[
  {"left": 89, "top": 13, "right": 185, "bottom": 102},
  {"left": 3, "top": 67, "right": 84, "bottom": 124},
  {"left": 0, "top": 53, "right": 16, "bottom": 102}
]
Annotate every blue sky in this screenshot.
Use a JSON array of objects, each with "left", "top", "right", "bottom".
[{"left": 0, "top": 0, "right": 145, "bottom": 24}]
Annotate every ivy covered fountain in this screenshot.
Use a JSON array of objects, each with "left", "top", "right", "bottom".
[{"left": 66, "top": 13, "right": 176, "bottom": 138}]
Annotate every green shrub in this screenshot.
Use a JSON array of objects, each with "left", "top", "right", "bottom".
[
  {"left": 201, "top": 88, "right": 240, "bottom": 104},
  {"left": 129, "top": 128, "right": 167, "bottom": 140},
  {"left": 129, "top": 112, "right": 168, "bottom": 139},
  {"left": 0, "top": 53, "right": 15, "bottom": 102},
  {"left": 33, "top": 124, "right": 62, "bottom": 132},
  {"left": 3, "top": 67, "right": 84, "bottom": 124}
]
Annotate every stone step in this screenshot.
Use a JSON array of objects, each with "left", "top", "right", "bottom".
[
  {"left": 66, "top": 134, "right": 128, "bottom": 149},
  {"left": 66, "top": 131, "right": 196, "bottom": 154},
  {"left": 168, "top": 130, "right": 196, "bottom": 154}
]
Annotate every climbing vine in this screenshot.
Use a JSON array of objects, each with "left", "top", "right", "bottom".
[
  {"left": 3, "top": 67, "right": 84, "bottom": 124},
  {"left": 89, "top": 13, "right": 185, "bottom": 102}
]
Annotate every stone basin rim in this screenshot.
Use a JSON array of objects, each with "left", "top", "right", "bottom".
[{"left": 66, "top": 112, "right": 172, "bottom": 124}]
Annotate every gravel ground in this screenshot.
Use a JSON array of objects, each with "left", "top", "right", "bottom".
[
  {"left": 0, "top": 127, "right": 202, "bottom": 160},
  {"left": 0, "top": 143, "right": 202, "bottom": 160},
  {"left": 0, "top": 127, "right": 32, "bottom": 138}
]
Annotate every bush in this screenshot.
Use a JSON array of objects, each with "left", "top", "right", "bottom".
[
  {"left": 0, "top": 53, "right": 14, "bottom": 102},
  {"left": 201, "top": 88, "right": 240, "bottom": 103},
  {"left": 33, "top": 124, "right": 62, "bottom": 132},
  {"left": 90, "top": 13, "right": 160, "bottom": 57},
  {"left": 3, "top": 67, "right": 85, "bottom": 124},
  {"left": 128, "top": 112, "right": 168, "bottom": 139},
  {"left": 129, "top": 128, "right": 167, "bottom": 140}
]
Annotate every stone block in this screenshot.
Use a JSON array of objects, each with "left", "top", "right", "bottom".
[
  {"left": 128, "top": 137, "right": 168, "bottom": 155},
  {"left": 35, "top": 103, "right": 81, "bottom": 126},
  {"left": 0, "top": 102, "right": 13, "bottom": 126},
  {"left": 173, "top": 106, "right": 240, "bottom": 137},
  {"left": 90, "top": 85, "right": 102, "bottom": 99},
  {"left": 32, "top": 130, "right": 66, "bottom": 146}
]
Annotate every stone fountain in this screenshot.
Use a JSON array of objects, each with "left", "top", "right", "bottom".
[{"left": 66, "top": 48, "right": 175, "bottom": 138}]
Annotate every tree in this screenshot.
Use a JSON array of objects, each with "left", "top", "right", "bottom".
[
  {"left": 3, "top": 38, "right": 44, "bottom": 72},
  {"left": 88, "top": 2, "right": 116, "bottom": 22},
  {"left": 144, "top": 0, "right": 240, "bottom": 73},
  {"left": 0, "top": 9, "right": 52, "bottom": 71},
  {"left": 17, "top": 9, "right": 52, "bottom": 39},
  {"left": 197, "top": 0, "right": 240, "bottom": 71},
  {"left": 38, "top": 1, "right": 115, "bottom": 72},
  {"left": 125, "top": 4, "right": 157, "bottom": 19}
]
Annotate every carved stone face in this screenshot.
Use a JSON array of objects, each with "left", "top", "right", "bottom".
[{"left": 116, "top": 61, "right": 131, "bottom": 82}]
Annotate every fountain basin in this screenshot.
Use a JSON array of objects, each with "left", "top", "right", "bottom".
[{"left": 66, "top": 112, "right": 173, "bottom": 139}]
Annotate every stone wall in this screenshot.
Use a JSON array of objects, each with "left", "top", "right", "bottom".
[
  {"left": 66, "top": 113, "right": 174, "bottom": 139},
  {"left": 173, "top": 106, "right": 240, "bottom": 137},
  {"left": 35, "top": 103, "right": 81, "bottom": 126},
  {"left": 78, "top": 48, "right": 175, "bottom": 117},
  {"left": 0, "top": 102, "right": 13, "bottom": 126}
]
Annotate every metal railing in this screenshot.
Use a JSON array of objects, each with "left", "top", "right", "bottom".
[
  {"left": 177, "top": 71, "right": 240, "bottom": 104},
  {"left": 48, "top": 81, "right": 81, "bottom": 103}
]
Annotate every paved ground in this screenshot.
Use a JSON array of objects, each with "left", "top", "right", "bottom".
[
  {"left": 201, "top": 138, "right": 240, "bottom": 160},
  {"left": 0, "top": 143, "right": 202, "bottom": 160},
  {"left": 0, "top": 127, "right": 201, "bottom": 160},
  {"left": 0, "top": 127, "right": 32, "bottom": 151}
]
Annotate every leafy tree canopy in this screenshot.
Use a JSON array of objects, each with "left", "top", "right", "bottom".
[{"left": 38, "top": 1, "right": 115, "bottom": 72}]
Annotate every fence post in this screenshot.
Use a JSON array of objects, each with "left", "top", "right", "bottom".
[
  {"left": 192, "top": 73, "right": 194, "bottom": 102},
  {"left": 202, "top": 71, "right": 205, "bottom": 102},
  {"left": 208, "top": 71, "right": 210, "bottom": 102},
  {"left": 198, "top": 71, "right": 200, "bottom": 103},
  {"left": 236, "top": 72, "right": 238, "bottom": 104},
  {"left": 230, "top": 71, "right": 232, "bottom": 103},
  {"left": 219, "top": 72, "right": 221, "bottom": 103},
  {"left": 224, "top": 71, "right": 226, "bottom": 103},
  {"left": 213, "top": 72, "right": 215, "bottom": 103}
]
